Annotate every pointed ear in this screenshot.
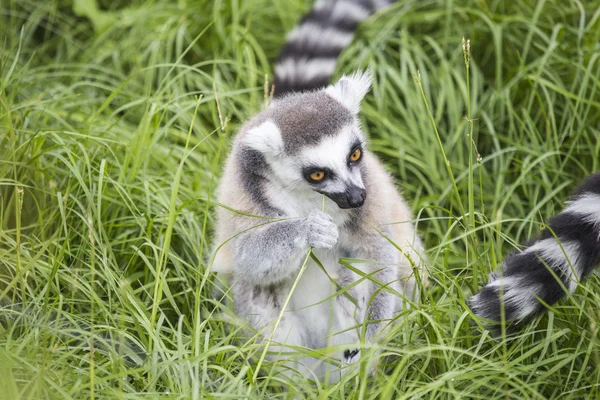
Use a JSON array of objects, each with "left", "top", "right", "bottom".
[
  {"left": 325, "top": 70, "right": 372, "bottom": 114},
  {"left": 242, "top": 120, "right": 284, "bottom": 155}
]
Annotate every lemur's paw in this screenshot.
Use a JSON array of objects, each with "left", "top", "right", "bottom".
[
  {"left": 305, "top": 210, "right": 338, "bottom": 249},
  {"left": 343, "top": 348, "right": 360, "bottom": 364}
]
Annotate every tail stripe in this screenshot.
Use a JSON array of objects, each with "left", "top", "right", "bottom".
[
  {"left": 564, "top": 193, "right": 600, "bottom": 229},
  {"left": 286, "top": 23, "right": 355, "bottom": 55},
  {"left": 525, "top": 239, "right": 582, "bottom": 290},
  {"left": 325, "top": 1, "right": 371, "bottom": 22},
  {"left": 538, "top": 212, "right": 600, "bottom": 281},
  {"left": 274, "top": 58, "right": 338, "bottom": 89}
]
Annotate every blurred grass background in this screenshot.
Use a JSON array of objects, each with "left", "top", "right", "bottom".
[{"left": 1, "top": 0, "right": 600, "bottom": 398}]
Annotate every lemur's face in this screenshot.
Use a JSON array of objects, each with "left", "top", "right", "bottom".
[
  {"left": 241, "top": 71, "right": 372, "bottom": 209},
  {"left": 245, "top": 122, "right": 368, "bottom": 209},
  {"left": 296, "top": 125, "right": 366, "bottom": 208}
]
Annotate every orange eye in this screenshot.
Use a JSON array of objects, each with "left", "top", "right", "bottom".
[
  {"left": 350, "top": 148, "right": 362, "bottom": 162},
  {"left": 310, "top": 170, "right": 325, "bottom": 181}
]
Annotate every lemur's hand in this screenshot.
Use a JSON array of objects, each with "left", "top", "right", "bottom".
[{"left": 305, "top": 210, "right": 338, "bottom": 249}]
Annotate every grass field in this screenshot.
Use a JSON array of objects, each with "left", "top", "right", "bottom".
[{"left": 2, "top": 0, "right": 600, "bottom": 398}]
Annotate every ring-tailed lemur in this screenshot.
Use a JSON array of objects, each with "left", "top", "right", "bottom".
[
  {"left": 470, "top": 172, "right": 600, "bottom": 323},
  {"left": 210, "top": 0, "right": 424, "bottom": 383}
]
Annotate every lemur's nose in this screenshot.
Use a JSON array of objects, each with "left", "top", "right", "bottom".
[{"left": 346, "top": 186, "right": 366, "bottom": 208}]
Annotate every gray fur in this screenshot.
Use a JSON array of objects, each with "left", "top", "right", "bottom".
[
  {"left": 232, "top": 210, "right": 339, "bottom": 286},
  {"left": 259, "top": 91, "right": 354, "bottom": 154},
  {"left": 237, "top": 147, "right": 279, "bottom": 213}
]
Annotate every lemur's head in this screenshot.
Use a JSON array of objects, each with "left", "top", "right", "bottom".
[{"left": 241, "top": 71, "right": 372, "bottom": 209}]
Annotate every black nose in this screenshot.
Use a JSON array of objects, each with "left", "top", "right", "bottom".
[{"left": 346, "top": 186, "right": 366, "bottom": 208}]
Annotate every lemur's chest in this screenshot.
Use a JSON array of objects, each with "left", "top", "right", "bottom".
[
  {"left": 287, "top": 247, "right": 345, "bottom": 335},
  {"left": 289, "top": 247, "right": 344, "bottom": 303}
]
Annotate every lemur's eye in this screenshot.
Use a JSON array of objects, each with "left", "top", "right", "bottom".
[
  {"left": 349, "top": 148, "right": 362, "bottom": 162},
  {"left": 310, "top": 170, "right": 325, "bottom": 181}
]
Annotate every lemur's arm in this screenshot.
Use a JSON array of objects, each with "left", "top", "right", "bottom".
[
  {"left": 232, "top": 210, "right": 338, "bottom": 285},
  {"left": 352, "top": 230, "right": 400, "bottom": 342},
  {"left": 365, "top": 258, "right": 398, "bottom": 341}
]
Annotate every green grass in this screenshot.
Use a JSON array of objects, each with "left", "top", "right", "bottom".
[{"left": 2, "top": 0, "right": 600, "bottom": 398}]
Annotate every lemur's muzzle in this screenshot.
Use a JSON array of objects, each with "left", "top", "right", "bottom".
[{"left": 326, "top": 185, "right": 366, "bottom": 209}]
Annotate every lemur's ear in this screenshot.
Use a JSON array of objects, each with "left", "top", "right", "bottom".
[
  {"left": 243, "top": 120, "right": 284, "bottom": 155},
  {"left": 325, "top": 70, "right": 372, "bottom": 114}
]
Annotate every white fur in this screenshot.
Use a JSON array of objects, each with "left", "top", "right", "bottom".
[
  {"left": 471, "top": 276, "right": 541, "bottom": 320},
  {"left": 315, "top": 0, "right": 383, "bottom": 19},
  {"left": 332, "top": 1, "right": 371, "bottom": 22},
  {"left": 565, "top": 193, "right": 600, "bottom": 236},
  {"left": 289, "top": 250, "right": 342, "bottom": 337},
  {"left": 243, "top": 120, "right": 284, "bottom": 155},
  {"left": 263, "top": 180, "right": 350, "bottom": 226},
  {"left": 372, "top": 0, "right": 392, "bottom": 9},
  {"left": 275, "top": 58, "right": 338, "bottom": 84},
  {"left": 211, "top": 245, "right": 233, "bottom": 273},
  {"left": 525, "top": 238, "right": 582, "bottom": 292},
  {"left": 257, "top": 125, "right": 372, "bottom": 356},
  {"left": 251, "top": 200, "right": 368, "bottom": 381},
  {"left": 261, "top": 124, "right": 365, "bottom": 225},
  {"left": 298, "top": 125, "right": 365, "bottom": 192},
  {"left": 509, "top": 296, "right": 540, "bottom": 320},
  {"left": 326, "top": 71, "right": 373, "bottom": 114},
  {"left": 485, "top": 276, "right": 520, "bottom": 289},
  {"left": 287, "top": 22, "right": 355, "bottom": 50},
  {"left": 314, "top": 0, "right": 328, "bottom": 10}
]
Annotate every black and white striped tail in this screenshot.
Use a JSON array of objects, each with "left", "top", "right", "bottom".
[
  {"left": 273, "top": 0, "right": 395, "bottom": 97},
  {"left": 469, "top": 172, "right": 600, "bottom": 323}
]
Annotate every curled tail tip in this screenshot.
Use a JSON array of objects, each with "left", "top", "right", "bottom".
[
  {"left": 471, "top": 171, "right": 600, "bottom": 325},
  {"left": 468, "top": 277, "right": 544, "bottom": 323},
  {"left": 469, "top": 237, "right": 590, "bottom": 324},
  {"left": 469, "top": 243, "right": 575, "bottom": 324}
]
